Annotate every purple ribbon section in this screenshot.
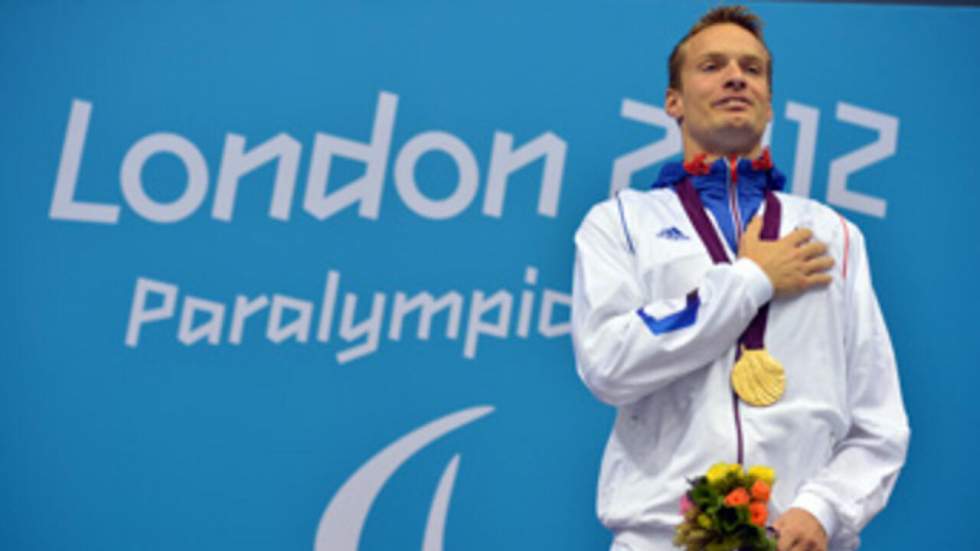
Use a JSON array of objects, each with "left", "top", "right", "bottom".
[{"left": 675, "top": 177, "right": 781, "bottom": 464}]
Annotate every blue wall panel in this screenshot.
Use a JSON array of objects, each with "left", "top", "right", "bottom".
[{"left": 2, "top": 1, "right": 978, "bottom": 549}]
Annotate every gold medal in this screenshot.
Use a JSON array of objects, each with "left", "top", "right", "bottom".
[{"left": 730, "top": 346, "right": 785, "bottom": 406}]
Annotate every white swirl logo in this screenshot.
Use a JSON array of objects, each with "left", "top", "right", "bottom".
[{"left": 314, "top": 405, "right": 494, "bottom": 550}]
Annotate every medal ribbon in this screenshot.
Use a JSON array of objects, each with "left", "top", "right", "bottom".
[{"left": 674, "top": 178, "right": 781, "bottom": 350}]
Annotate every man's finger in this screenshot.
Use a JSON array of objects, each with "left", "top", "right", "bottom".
[
  {"left": 744, "top": 215, "right": 763, "bottom": 237},
  {"left": 794, "top": 539, "right": 819, "bottom": 551},
  {"left": 785, "top": 227, "right": 814, "bottom": 246},
  {"left": 777, "top": 532, "right": 799, "bottom": 551},
  {"left": 798, "top": 240, "right": 828, "bottom": 259},
  {"left": 804, "top": 255, "right": 835, "bottom": 274},
  {"left": 803, "top": 273, "right": 833, "bottom": 288}
]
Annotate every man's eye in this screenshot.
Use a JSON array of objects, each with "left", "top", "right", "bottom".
[
  {"left": 701, "top": 63, "right": 717, "bottom": 71},
  {"left": 746, "top": 65, "right": 763, "bottom": 75}
]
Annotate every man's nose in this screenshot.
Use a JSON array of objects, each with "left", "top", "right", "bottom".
[
  {"left": 725, "top": 77, "right": 747, "bottom": 91},
  {"left": 723, "top": 62, "right": 747, "bottom": 90}
]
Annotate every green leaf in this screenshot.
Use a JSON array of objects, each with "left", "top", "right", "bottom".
[
  {"left": 691, "top": 484, "right": 721, "bottom": 510},
  {"left": 735, "top": 506, "right": 749, "bottom": 525},
  {"left": 717, "top": 506, "right": 740, "bottom": 534}
]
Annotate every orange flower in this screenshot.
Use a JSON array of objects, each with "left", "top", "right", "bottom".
[
  {"left": 750, "top": 480, "right": 771, "bottom": 502},
  {"left": 723, "top": 487, "right": 750, "bottom": 507},
  {"left": 749, "top": 502, "right": 768, "bottom": 526}
]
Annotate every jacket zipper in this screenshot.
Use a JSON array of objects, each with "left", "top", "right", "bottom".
[{"left": 728, "top": 157, "right": 746, "bottom": 466}]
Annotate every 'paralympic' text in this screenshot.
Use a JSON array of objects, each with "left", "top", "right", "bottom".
[{"left": 124, "top": 267, "right": 571, "bottom": 363}]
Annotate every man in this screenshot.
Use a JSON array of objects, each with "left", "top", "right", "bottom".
[{"left": 571, "top": 6, "right": 909, "bottom": 551}]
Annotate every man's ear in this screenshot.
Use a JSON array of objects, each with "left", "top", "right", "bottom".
[{"left": 665, "top": 88, "right": 683, "bottom": 121}]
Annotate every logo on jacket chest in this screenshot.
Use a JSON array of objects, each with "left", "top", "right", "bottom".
[{"left": 656, "top": 226, "right": 690, "bottom": 241}]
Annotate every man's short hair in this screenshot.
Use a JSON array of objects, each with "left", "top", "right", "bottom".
[{"left": 668, "top": 5, "right": 772, "bottom": 91}]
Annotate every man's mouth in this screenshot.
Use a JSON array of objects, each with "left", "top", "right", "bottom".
[{"left": 714, "top": 96, "right": 753, "bottom": 109}]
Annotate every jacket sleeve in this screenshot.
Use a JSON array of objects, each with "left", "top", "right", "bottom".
[
  {"left": 789, "top": 222, "right": 911, "bottom": 544},
  {"left": 571, "top": 200, "right": 774, "bottom": 406}
]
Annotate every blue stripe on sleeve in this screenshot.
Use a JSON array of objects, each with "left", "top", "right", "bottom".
[
  {"left": 636, "top": 291, "right": 700, "bottom": 335},
  {"left": 615, "top": 191, "right": 636, "bottom": 255}
]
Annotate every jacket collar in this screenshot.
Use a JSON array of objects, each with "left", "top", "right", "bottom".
[{"left": 651, "top": 148, "right": 786, "bottom": 192}]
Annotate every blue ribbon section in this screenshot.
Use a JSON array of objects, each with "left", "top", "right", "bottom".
[{"left": 636, "top": 291, "right": 700, "bottom": 335}]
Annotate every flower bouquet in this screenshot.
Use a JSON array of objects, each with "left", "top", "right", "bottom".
[{"left": 673, "top": 463, "right": 777, "bottom": 551}]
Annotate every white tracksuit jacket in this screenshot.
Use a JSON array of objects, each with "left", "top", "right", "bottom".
[{"left": 571, "top": 171, "right": 910, "bottom": 551}]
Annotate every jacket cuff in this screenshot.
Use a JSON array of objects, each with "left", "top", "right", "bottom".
[
  {"left": 731, "top": 258, "right": 774, "bottom": 307},
  {"left": 790, "top": 492, "right": 839, "bottom": 540}
]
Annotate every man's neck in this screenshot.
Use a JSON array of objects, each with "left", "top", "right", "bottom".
[{"left": 682, "top": 138, "right": 764, "bottom": 164}]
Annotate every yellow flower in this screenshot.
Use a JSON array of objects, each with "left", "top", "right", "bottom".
[
  {"left": 697, "top": 513, "right": 713, "bottom": 529},
  {"left": 706, "top": 462, "right": 741, "bottom": 484},
  {"left": 748, "top": 465, "right": 776, "bottom": 485}
]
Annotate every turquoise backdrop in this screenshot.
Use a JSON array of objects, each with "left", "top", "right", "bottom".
[{"left": 2, "top": 1, "right": 978, "bottom": 549}]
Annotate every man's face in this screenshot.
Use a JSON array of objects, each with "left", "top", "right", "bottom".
[{"left": 666, "top": 23, "right": 773, "bottom": 155}]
